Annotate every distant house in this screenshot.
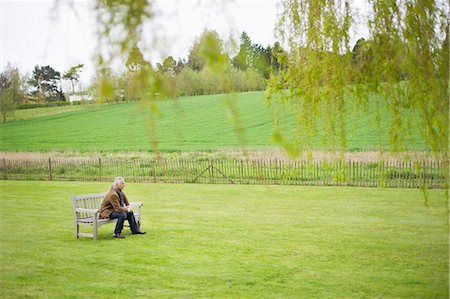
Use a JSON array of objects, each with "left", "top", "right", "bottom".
[{"left": 67, "top": 94, "right": 94, "bottom": 102}]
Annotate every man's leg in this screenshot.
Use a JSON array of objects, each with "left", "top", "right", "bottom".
[
  {"left": 110, "top": 211, "right": 127, "bottom": 236},
  {"left": 126, "top": 211, "right": 139, "bottom": 233}
]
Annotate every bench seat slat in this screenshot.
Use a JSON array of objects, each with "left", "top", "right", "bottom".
[
  {"left": 78, "top": 213, "right": 141, "bottom": 224},
  {"left": 75, "top": 208, "right": 100, "bottom": 214},
  {"left": 74, "top": 194, "right": 106, "bottom": 200},
  {"left": 78, "top": 233, "right": 94, "bottom": 237},
  {"left": 78, "top": 218, "right": 113, "bottom": 224}
]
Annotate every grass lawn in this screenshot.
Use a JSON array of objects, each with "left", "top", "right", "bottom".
[
  {"left": 0, "top": 91, "right": 425, "bottom": 152},
  {"left": 0, "top": 180, "right": 447, "bottom": 298},
  {"left": 10, "top": 105, "right": 86, "bottom": 123}
]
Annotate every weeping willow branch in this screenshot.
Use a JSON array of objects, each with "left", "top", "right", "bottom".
[
  {"left": 267, "top": 0, "right": 353, "bottom": 157},
  {"left": 268, "top": 0, "right": 449, "bottom": 158}
]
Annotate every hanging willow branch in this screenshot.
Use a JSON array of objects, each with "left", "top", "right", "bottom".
[
  {"left": 267, "top": 0, "right": 353, "bottom": 156},
  {"left": 267, "top": 0, "right": 449, "bottom": 156},
  {"left": 90, "top": 1, "right": 250, "bottom": 155}
]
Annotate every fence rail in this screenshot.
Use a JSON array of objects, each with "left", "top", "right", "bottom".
[{"left": 1, "top": 157, "right": 448, "bottom": 189}]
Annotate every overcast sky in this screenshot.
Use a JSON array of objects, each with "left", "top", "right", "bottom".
[
  {"left": 1, "top": 0, "right": 369, "bottom": 88},
  {"left": 1, "top": 0, "right": 282, "bottom": 86}
]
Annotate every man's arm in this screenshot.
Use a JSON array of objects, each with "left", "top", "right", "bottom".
[
  {"left": 123, "top": 193, "right": 130, "bottom": 206},
  {"left": 109, "top": 194, "right": 129, "bottom": 213}
]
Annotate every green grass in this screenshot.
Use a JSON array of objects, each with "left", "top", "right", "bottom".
[
  {"left": 0, "top": 91, "right": 425, "bottom": 152},
  {"left": 0, "top": 180, "right": 447, "bottom": 298},
  {"left": 9, "top": 105, "right": 86, "bottom": 123}
]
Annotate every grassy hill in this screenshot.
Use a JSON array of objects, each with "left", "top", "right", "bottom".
[{"left": 0, "top": 91, "right": 425, "bottom": 152}]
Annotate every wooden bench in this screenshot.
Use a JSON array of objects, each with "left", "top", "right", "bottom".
[{"left": 72, "top": 193, "right": 143, "bottom": 240}]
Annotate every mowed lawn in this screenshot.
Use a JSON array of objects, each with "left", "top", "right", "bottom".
[
  {"left": 0, "top": 181, "right": 447, "bottom": 298},
  {"left": 0, "top": 91, "right": 425, "bottom": 152}
]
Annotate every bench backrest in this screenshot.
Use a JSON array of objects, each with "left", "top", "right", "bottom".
[{"left": 72, "top": 193, "right": 106, "bottom": 219}]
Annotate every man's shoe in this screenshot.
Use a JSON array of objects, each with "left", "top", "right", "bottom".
[
  {"left": 132, "top": 231, "right": 146, "bottom": 235},
  {"left": 114, "top": 234, "right": 125, "bottom": 239}
]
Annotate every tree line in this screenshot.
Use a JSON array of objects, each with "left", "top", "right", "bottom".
[
  {"left": 91, "top": 30, "right": 285, "bottom": 103},
  {"left": 0, "top": 63, "right": 84, "bottom": 122},
  {"left": 0, "top": 30, "right": 284, "bottom": 121}
]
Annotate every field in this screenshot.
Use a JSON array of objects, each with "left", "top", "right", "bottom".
[
  {"left": 0, "top": 180, "right": 448, "bottom": 298},
  {"left": 0, "top": 91, "right": 426, "bottom": 152},
  {"left": 9, "top": 105, "right": 86, "bottom": 122}
]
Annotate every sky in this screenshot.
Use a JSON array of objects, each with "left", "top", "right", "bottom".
[
  {"left": 1, "top": 0, "right": 370, "bottom": 89},
  {"left": 0, "top": 0, "right": 281, "bottom": 87}
]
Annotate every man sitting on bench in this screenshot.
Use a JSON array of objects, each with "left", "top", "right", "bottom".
[{"left": 99, "top": 177, "right": 146, "bottom": 238}]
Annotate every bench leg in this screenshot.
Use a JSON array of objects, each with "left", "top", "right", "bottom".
[
  {"left": 92, "top": 213, "right": 100, "bottom": 240},
  {"left": 74, "top": 224, "right": 79, "bottom": 239},
  {"left": 93, "top": 221, "right": 98, "bottom": 240}
]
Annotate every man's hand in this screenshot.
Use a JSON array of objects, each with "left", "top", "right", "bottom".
[{"left": 127, "top": 206, "right": 132, "bottom": 212}]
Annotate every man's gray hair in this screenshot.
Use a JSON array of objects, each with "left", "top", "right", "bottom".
[{"left": 113, "top": 176, "right": 125, "bottom": 187}]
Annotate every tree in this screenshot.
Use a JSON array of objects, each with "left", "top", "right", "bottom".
[
  {"left": 91, "top": 67, "right": 121, "bottom": 103},
  {"left": 126, "top": 46, "right": 150, "bottom": 72},
  {"left": 174, "top": 58, "right": 187, "bottom": 74},
  {"left": 0, "top": 88, "right": 16, "bottom": 123},
  {"left": 0, "top": 64, "right": 23, "bottom": 122},
  {"left": 124, "top": 45, "right": 155, "bottom": 101},
  {"left": 62, "top": 64, "right": 84, "bottom": 95},
  {"left": 29, "top": 65, "right": 63, "bottom": 101},
  {"left": 232, "top": 32, "right": 252, "bottom": 71},
  {"left": 267, "top": 0, "right": 448, "bottom": 154},
  {"left": 269, "top": 42, "right": 287, "bottom": 73},
  {"left": 251, "top": 44, "right": 271, "bottom": 79},
  {"left": 232, "top": 32, "right": 272, "bottom": 79},
  {"left": 187, "top": 36, "right": 204, "bottom": 71},
  {"left": 187, "top": 30, "right": 229, "bottom": 71},
  {"left": 351, "top": 38, "right": 367, "bottom": 65},
  {"left": 156, "top": 56, "right": 177, "bottom": 76}
]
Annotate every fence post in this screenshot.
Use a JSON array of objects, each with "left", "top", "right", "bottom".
[
  {"left": 422, "top": 160, "right": 426, "bottom": 189},
  {"left": 2, "top": 158, "right": 6, "bottom": 180},
  {"left": 240, "top": 159, "right": 243, "bottom": 184},
  {"left": 99, "top": 158, "right": 102, "bottom": 181},
  {"left": 211, "top": 159, "right": 215, "bottom": 184},
  {"left": 153, "top": 160, "right": 157, "bottom": 183},
  {"left": 347, "top": 160, "right": 351, "bottom": 186},
  {"left": 48, "top": 158, "right": 52, "bottom": 181}
]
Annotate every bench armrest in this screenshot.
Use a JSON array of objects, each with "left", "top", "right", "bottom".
[
  {"left": 76, "top": 208, "right": 99, "bottom": 214},
  {"left": 130, "top": 202, "right": 143, "bottom": 207}
]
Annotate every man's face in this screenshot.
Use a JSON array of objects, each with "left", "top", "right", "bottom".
[{"left": 117, "top": 180, "right": 125, "bottom": 190}]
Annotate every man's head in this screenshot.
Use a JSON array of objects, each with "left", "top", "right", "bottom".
[{"left": 113, "top": 176, "right": 125, "bottom": 190}]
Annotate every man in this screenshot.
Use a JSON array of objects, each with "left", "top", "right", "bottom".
[{"left": 99, "top": 177, "right": 146, "bottom": 238}]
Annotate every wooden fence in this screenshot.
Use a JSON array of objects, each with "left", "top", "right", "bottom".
[{"left": 0, "top": 157, "right": 448, "bottom": 189}]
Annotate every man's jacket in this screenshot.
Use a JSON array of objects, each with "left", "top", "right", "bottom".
[{"left": 99, "top": 186, "right": 130, "bottom": 219}]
